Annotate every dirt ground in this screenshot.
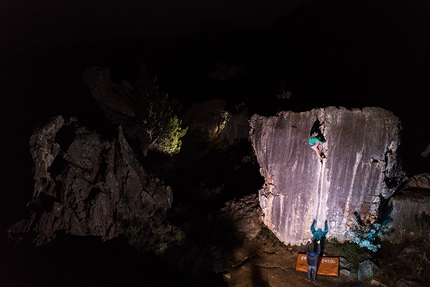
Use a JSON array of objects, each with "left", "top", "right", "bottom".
[{"left": 221, "top": 235, "right": 378, "bottom": 287}]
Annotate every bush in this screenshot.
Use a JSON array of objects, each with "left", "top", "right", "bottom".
[
  {"left": 325, "top": 238, "right": 372, "bottom": 269},
  {"left": 125, "top": 215, "right": 185, "bottom": 255},
  {"left": 348, "top": 212, "right": 389, "bottom": 252},
  {"left": 157, "top": 116, "right": 188, "bottom": 155},
  {"left": 131, "top": 63, "right": 187, "bottom": 156}
]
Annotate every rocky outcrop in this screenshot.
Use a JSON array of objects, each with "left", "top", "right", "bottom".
[
  {"left": 216, "top": 194, "right": 263, "bottom": 240},
  {"left": 249, "top": 106, "right": 403, "bottom": 245},
  {"left": 384, "top": 173, "right": 430, "bottom": 243},
  {"left": 180, "top": 99, "right": 229, "bottom": 142},
  {"left": 421, "top": 142, "right": 430, "bottom": 158},
  {"left": 220, "top": 111, "right": 250, "bottom": 145},
  {"left": 8, "top": 116, "right": 173, "bottom": 246},
  {"left": 82, "top": 67, "right": 136, "bottom": 125},
  {"left": 399, "top": 173, "right": 430, "bottom": 189},
  {"left": 180, "top": 100, "right": 250, "bottom": 145}
]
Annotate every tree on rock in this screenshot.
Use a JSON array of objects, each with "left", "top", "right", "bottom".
[{"left": 130, "top": 63, "right": 187, "bottom": 156}]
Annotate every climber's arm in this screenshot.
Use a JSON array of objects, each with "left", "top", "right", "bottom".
[{"left": 311, "top": 219, "right": 317, "bottom": 234}]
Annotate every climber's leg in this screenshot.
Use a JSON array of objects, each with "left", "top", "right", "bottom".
[{"left": 311, "top": 143, "right": 322, "bottom": 160}]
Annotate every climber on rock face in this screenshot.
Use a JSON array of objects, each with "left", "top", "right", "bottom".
[
  {"left": 311, "top": 219, "right": 329, "bottom": 241},
  {"left": 309, "top": 219, "right": 329, "bottom": 255},
  {"left": 309, "top": 132, "right": 325, "bottom": 161}
]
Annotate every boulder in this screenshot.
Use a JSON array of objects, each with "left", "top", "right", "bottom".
[
  {"left": 249, "top": 106, "right": 403, "bottom": 245},
  {"left": 220, "top": 111, "right": 250, "bottom": 145},
  {"left": 420, "top": 141, "right": 430, "bottom": 157},
  {"left": 399, "top": 173, "right": 430, "bottom": 190},
  {"left": 180, "top": 99, "right": 228, "bottom": 142},
  {"left": 370, "top": 279, "right": 387, "bottom": 287},
  {"left": 216, "top": 194, "right": 263, "bottom": 240},
  {"left": 339, "top": 256, "right": 352, "bottom": 269},
  {"left": 383, "top": 173, "right": 430, "bottom": 243},
  {"left": 358, "top": 259, "right": 376, "bottom": 282},
  {"left": 8, "top": 115, "right": 173, "bottom": 245},
  {"left": 339, "top": 269, "right": 351, "bottom": 277}
]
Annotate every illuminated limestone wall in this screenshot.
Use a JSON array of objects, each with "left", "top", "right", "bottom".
[{"left": 249, "top": 107, "right": 402, "bottom": 245}]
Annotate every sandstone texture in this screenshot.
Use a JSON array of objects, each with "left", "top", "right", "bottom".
[
  {"left": 249, "top": 106, "right": 403, "bottom": 245},
  {"left": 8, "top": 115, "right": 172, "bottom": 245}
]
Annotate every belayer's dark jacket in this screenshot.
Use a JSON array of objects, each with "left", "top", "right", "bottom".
[{"left": 306, "top": 241, "right": 321, "bottom": 267}]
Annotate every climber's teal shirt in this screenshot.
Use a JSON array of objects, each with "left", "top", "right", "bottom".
[{"left": 309, "top": 136, "right": 324, "bottom": 146}]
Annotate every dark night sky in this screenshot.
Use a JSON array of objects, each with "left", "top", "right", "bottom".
[
  {"left": 1, "top": 0, "right": 430, "bottom": 252},
  {"left": 1, "top": 0, "right": 310, "bottom": 54}
]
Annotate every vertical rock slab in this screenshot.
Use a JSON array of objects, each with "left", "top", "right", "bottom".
[{"left": 249, "top": 107, "right": 402, "bottom": 245}]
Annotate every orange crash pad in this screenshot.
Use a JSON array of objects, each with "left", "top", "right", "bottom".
[{"left": 295, "top": 252, "right": 339, "bottom": 276}]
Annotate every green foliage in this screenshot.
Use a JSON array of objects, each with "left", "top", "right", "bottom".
[
  {"left": 325, "top": 238, "right": 372, "bottom": 269},
  {"left": 255, "top": 225, "right": 286, "bottom": 249},
  {"left": 348, "top": 212, "right": 389, "bottom": 252},
  {"left": 218, "top": 111, "right": 231, "bottom": 133},
  {"left": 374, "top": 213, "right": 430, "bottom": 285},
  {"left": 132, "top": 63, "right": 187, "bottom": 155},
  {"left": 241, "top": 154, "right": 257, "bottom": 165},
  {"left": 377, "top": 240, "right": 430, "bottom": 285},
  {"left": 158, "top": 116, "right": 188, "bottom": 155},
  {"left": 328, "top": 237, "right": 340, "bottom": 245},
  {"left": 125, "top": 215, "right": 185, "bottom": 255}
]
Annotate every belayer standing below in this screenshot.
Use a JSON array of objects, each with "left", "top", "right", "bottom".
[
  {"left": 306, "top": 239, "right": 321, "bottom": 283},
  {"left": 309, "top": 132, "right": 325, "bottom": 161}
]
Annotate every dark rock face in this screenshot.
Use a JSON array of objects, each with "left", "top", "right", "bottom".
[
  {"left": 220, "top": 111, "right": 250, "bottom": 145},
  {"left": 82, "top": 66, "right": 150, "bottom": 156},
  {"left": 8, "top": 116, "right": 172, "bottom": 246},
  {"left": 180, "top": 99, "right": 228, "bottom": 142},
  {"left": 82, "top": 67, "right": 136, "bottom": 125},
  {"left": 385, "top": 173, "right": 430, "bottom": 243},
  {"left": 249, "top": 106, "right": 403, "bottom": 245},
  {"left": 216, "top": 194, "right": 263, "bottom": 240},
  {"left": 180, "top": 100, "right": 250, "bottom": 145}
]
